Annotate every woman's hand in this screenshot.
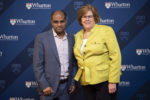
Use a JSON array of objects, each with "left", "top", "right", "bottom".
[{"left": 108, "top": 83, "right": 117, "bottom": 94}]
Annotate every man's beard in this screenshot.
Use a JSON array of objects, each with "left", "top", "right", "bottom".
[{"left": 55, "top": 29, "right": 65, "bottom": 34}]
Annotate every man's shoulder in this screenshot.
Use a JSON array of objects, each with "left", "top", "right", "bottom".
[
  {"left": 35, "top": 30, "right": 52, "bottom": 40},
  {"left": 37, "top": 30, "right": 52, "bottom": 37},
  {"left": 67, "top": 33, "right": 74, "bottom": 39}
]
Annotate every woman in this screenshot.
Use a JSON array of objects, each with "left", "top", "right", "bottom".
[{"left": 74, "top": 4, "right": 121, "bottom": 100}]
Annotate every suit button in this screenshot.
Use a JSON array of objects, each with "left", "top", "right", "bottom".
[
  {"left": 83, "top": 59, "right": 84, "bottom": 61},
  {"left": 81, "top": 67, "right": 84, "bottom": 69},
  {"left": 84, "top": 45, "right": 86, "bottom": 47},
  {"left": 84, "top": 52, "right": 85, "bottom": 54}
]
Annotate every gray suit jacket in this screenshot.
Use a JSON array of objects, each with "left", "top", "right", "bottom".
[{"left": 33, "top": 30, "right": 76, "bottom": 95}]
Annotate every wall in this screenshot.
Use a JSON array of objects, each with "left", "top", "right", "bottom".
[{"left": 0, "top": 0, "right": 150, "bottom": 100}]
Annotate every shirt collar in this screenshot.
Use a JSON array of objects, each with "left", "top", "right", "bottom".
[{"left": 52, "top": 28, "right": 67, "bottom": 40}]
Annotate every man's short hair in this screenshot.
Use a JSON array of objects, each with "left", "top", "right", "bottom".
[{"left": 51, "top": 10, "right": 67, "bottom": 20}]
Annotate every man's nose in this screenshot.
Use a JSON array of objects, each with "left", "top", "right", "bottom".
[{"left": 57, "top": 22, "right": 62, "bottom": 26}]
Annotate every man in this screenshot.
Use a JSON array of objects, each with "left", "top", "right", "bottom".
[{"left": 33, "top": 10, "right": 76, "bottom": 100}]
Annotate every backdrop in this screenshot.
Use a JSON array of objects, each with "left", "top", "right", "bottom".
[{"left": 0, "top": 0, "right": 150, "bottom": 100}]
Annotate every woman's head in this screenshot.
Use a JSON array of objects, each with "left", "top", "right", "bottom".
[{"left": 77, "top": 4, "right": 100, "bottom": 28}]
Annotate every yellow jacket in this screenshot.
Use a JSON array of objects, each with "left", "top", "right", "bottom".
[{"left": 74, "top": 24, "right": 121, "bottom": 85}]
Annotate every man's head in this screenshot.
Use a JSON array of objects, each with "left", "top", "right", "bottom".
[{"left": 51, "top": 10, "right": 67, "bottom": 34}]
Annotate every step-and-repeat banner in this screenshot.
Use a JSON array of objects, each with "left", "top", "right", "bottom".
[{"left": 0, "top": 0, "right": 150, "bottom": 100}]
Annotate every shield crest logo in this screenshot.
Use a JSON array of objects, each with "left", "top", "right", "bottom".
[
  {"left": 136, "top": 16, "right": 145, "bottom": 25},
  {"left": 10, "top": 19, "right": 16, "bottom": 25},
  {"left": 27, "top": 48, "right": 34, "bottom": 57},
  {"left": 11, "top": 64, "right": 22, "bottom": 74},
  {"left": 105, "top": 2, "right": 111, "bottom": 9},
  {"left": 120, "top": 32, "right": 130, "bottom": 41},
  {"left": 26, "top": 3, "right": 32, "bottom": 10},
  {"left": 0, "top": 80, "right": 5, "bottom": 89},
  {"left": 25, "top": 81, "right": 31, "bottom": 88},
  {"left": 121, "top": 65, "right": 126, "bottom": 71},
  {"left": 136, "top": 49, "right": 142, "bottom": 55},
  {"left": 73, "top": 1, "right": 83, "bottom": 10}
]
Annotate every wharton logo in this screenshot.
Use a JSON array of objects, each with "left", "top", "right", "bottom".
[
  {"left": 121, "top": 65, "right": 126, "bottom": 71},
  {"left": 11, "top": 64, "right": 22, "bottom": 74},
  {"left": 119, "top": 32, "right": 130, "bottom": 42},
  {"left": 136, "top": 93, "right": 147, "bottom": 100},
  {"left": 105, "top": 2, "right": 131, "bottom": 9},
  {"left": 26, "top": 2, "right": 51, "bottom": 10},
  {"left": 10, "top": 97, "right": 35, "bottom": 100},
  {"left": 119, "top": 81, "right": 130, "bottom": 87},
  {"left": 136, "top": 49, "right": 142, "bottom": 55},
  {"left": 25, "top": 81, "right": 38, "bottom": 88},
  {"left": 25, "top": 81, "right": 31, "bottom": 88},
  {"left": 0, "top": 1, "right": 3, "bottom": 11},
  {"left": 26, "top": 3, "right": 32, "bottom": 10},
  {"left": 10, "top": 19, "right": 16, "bottom": 25},
  {"left": 0, "top": 80, "right": 5, "bottom": 89},
  {"left": 121, "top": 65, "right": 146, "bottom": 71},
  {"left": 0, "top": 34, "right": 18, "bottom": 41},
  {"left": 73, "top": 1, "right": 83, "bottom": 10},
  {"left": 10, "top": 18, "right": 35, "bottom": 25},
  {"left": 136, "top": 16, "right": 145, "bottom": 25},
  {"left": 27, "top": 48, "right": 34, "bottom": 57},
  {"left": 136, "top": 49, "right": 150, "bottom": 55},
  {"left": 99, "top": 18, "right": 114, "bottom": 25},
  {"left": 105, "top": 2, "right": 111, "bottom": 9}
]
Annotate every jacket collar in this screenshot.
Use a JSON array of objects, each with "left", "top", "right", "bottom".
[{"left": 79, "top": 24, "right": 98, "bottom": 39}]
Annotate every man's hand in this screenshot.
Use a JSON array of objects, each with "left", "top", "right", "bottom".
[
  {"left": 108, "top": 83, "right": 117, "bottom": 94},
  {"left": 43, "top": 87, "right": 54, "bottom": 96},
  {"left": 69, "top": 86, "right": 75, "bottom": 94}
]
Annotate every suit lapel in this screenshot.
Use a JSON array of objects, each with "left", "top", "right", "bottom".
[
  {"left": 46, "top": 31, "right": 72, "bottom": 65},
  {"left": 47, "top": 30, "right": 60, "bottom": 63},
  {"left": 67, "top": 34, "right": 72, "bottom": 61}
]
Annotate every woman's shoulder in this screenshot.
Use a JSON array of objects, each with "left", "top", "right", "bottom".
[
  {"left": 96, "top": 24, "right": 112, "bottom": 30},
  {"left": 95, "top": 25, "right": 114, "bottom": 35},
  {"left": 75, "top": 29, "right": 84, "bottom": 37}
]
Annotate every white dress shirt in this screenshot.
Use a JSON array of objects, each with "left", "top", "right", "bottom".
[{"left": 52, "top": 29, "right": 69, "bottom": 80}]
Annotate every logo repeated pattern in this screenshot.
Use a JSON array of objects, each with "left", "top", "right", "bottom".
[{"left": 0, "top": 0, "right": 150, "bottom": 100}]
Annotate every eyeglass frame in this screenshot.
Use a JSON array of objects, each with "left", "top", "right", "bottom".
[{"left": 81, "top": 15, "right": 94, "bottom": 19}]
